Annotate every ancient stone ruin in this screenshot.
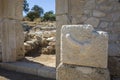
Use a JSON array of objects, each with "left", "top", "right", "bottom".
[
  {"left": 0, "top": 0, "right": 120, "bottom": 80},
  {"left": 56, "top": 0, "right": 120, "bottom": 79},
  {"left": 57, "top": 25, "right": 110, "bottom": 80}
]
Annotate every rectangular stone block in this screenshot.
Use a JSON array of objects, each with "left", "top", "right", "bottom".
[
  {"left": 0, "top": 19, "right": 24, "bottom": 62},
  {"left": 57, "top": 63, "right": 110, "bottom": 80},
  {"left": 69, "top": 0, "right": 85, "bottom": 15},
  {"left": 61, "top": 25, "right": 108, "bottom": 68},
  {"left": 0, "top": 0, "right": 23, "bottom": 20},
  {"left": 56, "top": 15, "right": 70, "bottom": 67},
  {"left": 56, "top": 0, "right": 68, "bottom": 15}
]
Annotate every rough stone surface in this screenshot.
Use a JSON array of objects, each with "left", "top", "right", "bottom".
[
  {"left": 56, "top": 0, "right": 120, "bottom": 76},
  {"left": 61, "top": 25, "right": 108, "bottom": 68},
  {"left": 108, "top": 57, "right": 120, "bottom": 76},
  {"left": 93, "top": 10, "right": 106, "bottom": 17},
  {"left": 57, "top": 63, "right": 110, "bottom": 80},
  {"left": 84, "top": 17, "right": 100, "bottom": 28},
  {"left": 0, "top": 0, "right": 23, "bottom": 20},
  {"left": 23, "top": 25, "right": 56, "bottom": 55},
  {"left": 0, "top": 19, "right": 24, "bottom": 62}
]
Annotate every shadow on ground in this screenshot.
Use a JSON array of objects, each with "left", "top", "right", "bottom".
[{"left": 0, "top": 67, "right": 56, "bottom": 80}]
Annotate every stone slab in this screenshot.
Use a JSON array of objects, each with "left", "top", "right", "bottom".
[
  {"left": 61, "top": 25, "right": 108, "bottom": 68},
  {"left": 57, "top": 63, "right": 110, "bottom": 80},
  {"left": 0, "top": 61, "right": 56, "bottom": 79}
]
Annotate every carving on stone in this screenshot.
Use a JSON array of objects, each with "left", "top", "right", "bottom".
[
  {"left": 61, "top": 25, "right": 108, "bottom": 68},
  {"left": 66, "top": 33, "right": 91, "bottom": 47},
  {"left": 66, "top": 33, "right": 91, "bottom": 54}
]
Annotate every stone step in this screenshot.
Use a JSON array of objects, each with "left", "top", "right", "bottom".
[{"left": 0, "top": 61, "right": 56, "bottom": 79}]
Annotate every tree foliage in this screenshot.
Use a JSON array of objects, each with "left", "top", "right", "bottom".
[
  {"left": 26, "top": 5, "right": 44, "bottom": 21},
  {"left": 42, "top": 11, "right": 56, "bottom": 21},
  {"left": 23, "top": 0, "right": 29, "bottom": 13},
  {"left": 26, "top": 11, "right": 39, "bottom": 21},
  {"left": 31, "top": 5, "right": 44, "bottom": 17}
]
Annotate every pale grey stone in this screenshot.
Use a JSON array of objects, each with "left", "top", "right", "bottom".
[
  {"left": 99, "top": 22, "right": 109, "bottom": 28},
  {"left": 108, "top": 44, "right": 120, "bottom": 56},
  {"left": 72, "top": 15, "right": 88, "bottom": 24},
  {"left": 0, "top": 19, "right": 24, "bottom": 62},
  {"left": 93, "top": 10, "right": 106, "bottom": 17},
  {"left": 85, "top": 17, "right": 100, "bottom": 27},
  {"left": 0, "top": 0, "right": 23, "bottom": 20},
  {"left": 69, "top": 0, "right": 85, "bottom": 15},
  {"left": 84, "top": 0, "right": 96, "bottom": 9},
  {"left": 99, "top": 4, "right": 113, "bottom": 11},
  {"left": 96, "top": 0, "right": 105, "bottom": 4},
  {"left": 111, "top": 12, "right": 120, "bottom": 21},
  {"left": 61, "top": 25, "right": 108, "bottom": 68},
  {"left": 57, "top": 63, "right": 110, "bottom": 80},
  {"left": 56, "top": 0, "right": 68, "bottom": 15}
]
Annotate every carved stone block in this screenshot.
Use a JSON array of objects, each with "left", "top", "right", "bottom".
[{"left": 61, "top": 25, "right": 108, "bottom": 68}]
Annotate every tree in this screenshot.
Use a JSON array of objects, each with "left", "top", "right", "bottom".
[
  {"left": 23, "top": 0, "right": 29, "bottom": 13},
  {"left": 43, "top": 11, "right": 56, "bottom": 21},
  {"left": 26, "top": 5, "right": 44, "bottom": 21},
  {"left": 26, "top": 11, "right": 39, "bottom": 21},
  {"left": 31, "top": 5, "right": 44, "bottom": 17}
]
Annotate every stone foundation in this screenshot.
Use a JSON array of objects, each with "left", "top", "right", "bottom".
[{"left": 57, "top": 63, "right": 110, "bottom": 80}]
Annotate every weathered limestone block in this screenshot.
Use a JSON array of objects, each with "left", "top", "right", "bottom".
[
  {"left": 84, "top": 0, "right": 96, "bottom": 9},
  {"left": 69, "top": 0, "right": 85, "bottom": 15},
  {"left": 61, "top": 25, "right": 108, "bottom": 68},
  {"left": 56, "top": 15, "right": 70, "bottom": 66},
  {"left": 0, "top": 0, "right": 23, "bottom": 20},
  {"left": 84, "top": 17, "right": 100, "bottom": 28},
  {"left": 56, "top": 0, "right": 68, "bottom": 15},
  {"left": 93, "top": 10, "right": 106, "bottom": 17},
  {"left": 0, "top": 19, "right": 24, "bottom": 62},
  {"left": 57, "top": 63, "right": 110, "bottom": 80}
]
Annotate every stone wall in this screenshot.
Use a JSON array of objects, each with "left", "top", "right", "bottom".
[{"left": 56, "top": 0, "right": 120, "bottom": 76}]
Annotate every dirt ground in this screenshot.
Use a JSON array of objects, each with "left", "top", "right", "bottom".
[
  {"left": 0, "top": 67, "right": 55, "bottom": 80},
  {"left": 25, "top": 54, "right": 56, "bottom": 67}
]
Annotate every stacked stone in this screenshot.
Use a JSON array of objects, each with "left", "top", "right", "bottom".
[
  {"left": 0, "top": 0, "right": 24, "bottom": 62},
  {"left": 57, "top": 25, "right": 110, "bottom": 80}
]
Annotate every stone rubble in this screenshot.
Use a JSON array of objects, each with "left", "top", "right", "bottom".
[{"left": 23, "top": 24, "right": 56, "bottom": 55}]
